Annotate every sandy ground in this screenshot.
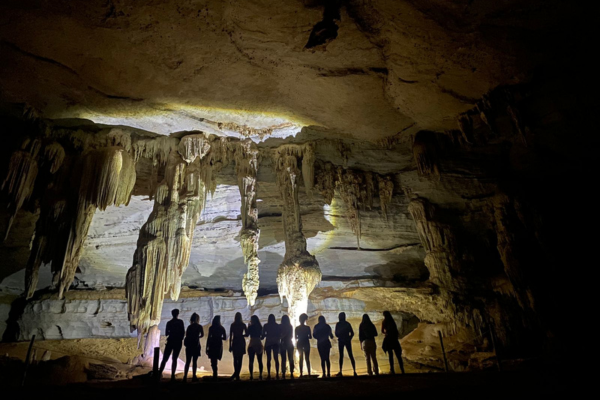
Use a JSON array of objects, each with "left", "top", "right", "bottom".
[{"left": 1, "top": 335, "right": 428, "bottom": 382}]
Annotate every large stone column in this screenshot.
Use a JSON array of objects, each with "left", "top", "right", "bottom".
[
  {"left": 235, "top": 140, "right": 261, "bottom": 306},
  {"left": 274, "top": 148, "right": 321, "bottom": 326}
]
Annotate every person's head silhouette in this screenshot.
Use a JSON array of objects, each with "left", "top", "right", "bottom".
[
  {"left": 234, "top": 312, "right": 243, "bottom": 324},
  {"left": 318, "top": 315, "right": 326, "bottom": 324},
  {"left": 362, "top": 314, "right": 372, "bottom": 324},
  {"left": 268, "top": 314, "right": 276, "bottom": 324},
  {"left": 190, "top": 312, "right": 199, "bottom": 324},
  {"left": 338, "top": 312, "right": 346, "bottom": 322},
  {"left": 299, "top": 313, "right": 308, "bottom": 325},
  {"left": 172, "top": 309, "right": 180, "bottom": 318},
  {"left": 250, "top": 314, "right": 261, "bottom": 327},
  {"left": 212, "top": 315, "right": 221, "bottom": 327},
  {"left": 281, "top": 315, "right": 290, "bottom": 326}
]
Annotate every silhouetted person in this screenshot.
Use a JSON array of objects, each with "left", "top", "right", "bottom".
[
  {"left": 313, "top": 315, "right": 333, "bottom": 378},
  {"left": 159, "top": 308, "right": 185, "bottom": 381},
  {"left": 359, "top": 314, "right": 379, "bottom": 376},
  {"left": 295, "top": 313, "right": 312, "bottom": 377},
  {"left": 183, "top": 312, "right": 204, "bottom": 382},
  {"left": 206, "top": 315, "right": 227, "bottom": 380},
  {"left": 247, "top": 314, "right": 264, "bottom": 380},
  {"left": 335, "top": 312, "right": 357, "bottom": 377},
  {"left": 382, "top": 311, "right": 405, "bottom": 374},
  {"left": 262, "top": 314, "right": 281, "bottom": 379},
  {"left": 229, "top": 312, "right": 247, "bottom": 381},
  {"left": 280, "top": 315, "right": 295, "bottom": 379}
]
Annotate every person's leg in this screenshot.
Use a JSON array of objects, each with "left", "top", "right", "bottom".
[
  {"left": 257, "top": 350, "right": 263, "bottom": 379},
  {"left": 388, "top": 350, "right": 395, "bottom": 374},
  {"left": 338, "top": 342, "right": 344, "bottom": 374},
  {"left": 372, "top": 348, "right": 379, "bottom": 375},
  {"left": 326, "top": 347, "right": 331, "bottom": 377},
  {"left": 346, "top": 343, "right": 356, "bottom": 375},
  {"left": 274, "top": 344, "right": 280, "bottom": 377},
  {"left": 299, "top": 347, "right": 304, "bottom": 376},
  {"left": 211, "top": 357, "right": 218, "bottom": 379},
  {"left": 248, "top": 348, "right": 255, "bottom": 380},
  {"left": 266, "top": 346, "right": 272, "bottom": 378},
  {"left": 288, "top": 347, "right": 295, "bottom": 377},
  {"left": 321, "top": 357, "right": 326, "bottom": 377},
  {"left": 171, "top": 345, "right": 182, "bottom": 379},
  {"left": 395, "top": 347, "right": 405, "bottom": 374},
  {"left": 192, "top": 355, "right": 198, "bottom": 380},
  {"left": 159, "top": 342, "right": 173, "bottom": 373},
  {"left": 184, "top": 352, "right": 191, "bottom": 381},
  {"left": 363, "top": 343, "right": 372, "bottom": 375},
  {"left": 280, "top": 348, "right": 287, "bottom": 378},
  {"left": 306, "top": 347, "right": 311, "bottom": 376},
  {"left": 237, "top": 354, "right": 244, "bottom": 379}
]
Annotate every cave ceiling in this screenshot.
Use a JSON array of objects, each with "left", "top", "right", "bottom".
[{"left": 0, "top": 0, "right": 560, "bottom": 139}]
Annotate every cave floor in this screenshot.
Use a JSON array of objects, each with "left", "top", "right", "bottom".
[{"left": 16, "top": 371, "right": 564, "bottom": 399}]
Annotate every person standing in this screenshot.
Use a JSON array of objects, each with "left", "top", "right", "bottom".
[
  {"left": 206, "top": 315, "right": 227, "bottom": 380},
  {"left": 313, "top": 315, "right": 333, "bottom": 378},
  {"left": 247, "top": 315, "right": 264, "bottom": 380},
  {"left": 280, "top": 315, "right": 295, "bottom": 380},
  {"left": 159, "top": 308, "right": 185, "bottom": 381},
  {"left": 295, "top": 313, "right": 312, "bottom": 377},
  {"left": 229, "top": 312, "right": 248, "bottom": 381},
  {"left": 335, "top": 312, "right": 357, "bottom": 377},
  {"left": 262, "top": 314, "right": 281, "bottom": 380},
  {"left": 381, "top": 311, "right": 405, "bottom": 374},
  {"left": 183, "top": 312, "right": 204, "bottom": 382},
  {"left": 359, "top": 314, "right": 379, "bottom": 376}
]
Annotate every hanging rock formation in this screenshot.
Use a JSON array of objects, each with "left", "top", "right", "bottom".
[
  {"left": 235, "top": 140, "right": 261, "bottom": 306},
  {"left": 274, "top": 145, "right": 322, "bottom": 326}
]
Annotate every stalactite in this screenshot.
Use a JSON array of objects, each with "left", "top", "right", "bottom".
[
  {"left": 274, "top": 150, "right": 321, "bottom": 326},
  {"left": 412, "top": 131, "right": 440, "bottom": 178},
  {"left": 2, "top": 138, "right": 41, "bottom": 239},
  {"left": 235, "top": 140, "right": 261, "bottom": 306},
  {"left": 20, "top": 146, "right": 137, "bottom": 299},
  {"left": 407, "top": 197, "right": 457, "bottom": 291},
  {"left": 314, "top": 162, "right": 395, "bottom": 244},
  {"left": 127, "top": 133, "right": 233, "bottom": 350},
  {"left": 378, "top": 175, "right": 394, "bottom": 221}
]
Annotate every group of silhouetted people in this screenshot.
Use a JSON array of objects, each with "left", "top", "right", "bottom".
[{"left": 159, "top": 309, "right": 405, "bottom": 382}]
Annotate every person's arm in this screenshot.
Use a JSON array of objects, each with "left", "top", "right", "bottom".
[
  {"left": 334, "top": 323, "right": 340, "bottom": 338},
  {"left": 349, "top": 324, "right": 354, "bottom": 340},
  {"left": 295, "top": 326, "right": 299, "bottom": 341},
  {"left": 199, "top": 325, "right": 204, "bottom": 338},
  {"left": 381, "top": 321, "right": 386, "bottom": 335},
  {"left": 308, "top": 327, "right": 312, "bottom": 340},
  {"left": 243, "top": 324, "right": 248, "bottom": 337},
  {"left": 165, "top": 321, "right": 171, "bottom": 337},
  {"left": 221, "top": 327, "right": 227, "bottom": 341},
  {"left": 329, "top": 326, "right": 334, "bottom": 339},
  {"left": 261, "top": 324, "right": 267, "bottom": 340},
  {"left": 229, "top": 324, "right": 233, "bottom": 351}
]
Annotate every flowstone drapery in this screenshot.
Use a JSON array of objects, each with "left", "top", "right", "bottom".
[
  {"left": 235, "top": 140, "right": 261, "bottom": 306},
  {"left": 274, "top": 146, "right": 321, "bottom": 326},
  {"left": 6, "top": 141, "right": 137, "bottom": 300}
]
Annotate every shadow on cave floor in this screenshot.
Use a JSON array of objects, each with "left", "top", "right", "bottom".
[{"left": 14, "top": 371, "right": 565, "bottom": 398}]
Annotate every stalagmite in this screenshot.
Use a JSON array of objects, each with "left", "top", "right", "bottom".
[
  {"left": 413, "top": 131, "right": 440, "bottom": 178},
  {"left": 274, "top": 148, "right": 321, "bottom": 326},
  {"left": 235, "top": 140, "right": 261, "bottom": 306}
]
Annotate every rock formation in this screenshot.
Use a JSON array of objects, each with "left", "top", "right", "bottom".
[{"left": 274, "top": 145, "right": 322, "bottom": 325}]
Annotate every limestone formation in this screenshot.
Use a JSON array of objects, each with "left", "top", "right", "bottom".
[
  {"left": 274, "top": 146, "right": 321, "bottom": 325},
  {"left": 235, "top": 140, "right": 261, "bottom": 306}
]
